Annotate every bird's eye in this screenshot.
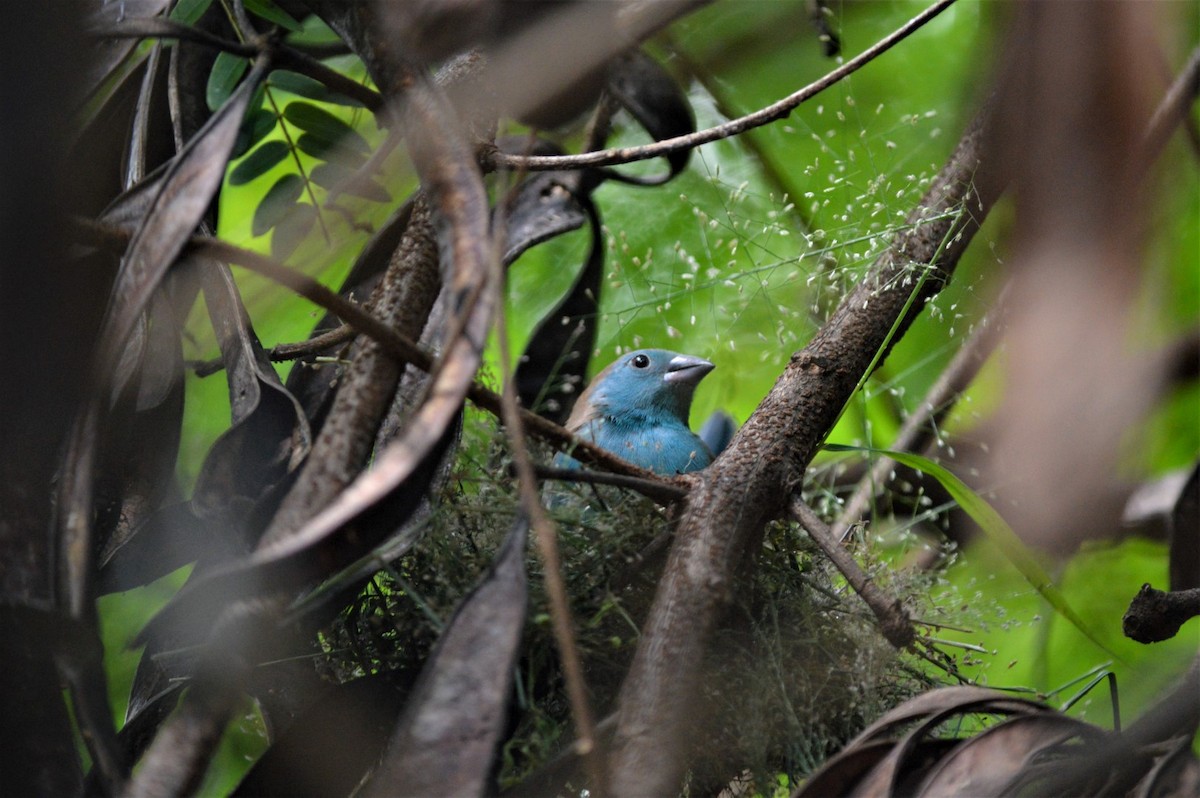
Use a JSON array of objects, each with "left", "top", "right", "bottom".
[{"left": 631, "top": 354, "right": 651, "bottom": 369}]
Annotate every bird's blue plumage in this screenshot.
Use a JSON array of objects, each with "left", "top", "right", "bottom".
[{"left": 554, "top": 349, "right": 715, "bottom": 475}]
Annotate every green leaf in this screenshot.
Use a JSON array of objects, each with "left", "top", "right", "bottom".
[
  {"left": 293, "top": 132, "right": 331, "bottom": 160},
  {"left": 271, "top": 203, "right": 316, "bottom": 259},
  {"left": 268, "top": 70, "right": 365, "bottom": 107},
  {"left": 269, "top": 70, "right": 330, "bottom": 101},
  {"left": 283, "top": 9, "right": 343, "bottom": 47},
  {"left": 824, "top": 444, "right": 1122, "bottom": 659},
  {"left": 243, "top": 0, "right": 304, "bottom": 32},
  {"left": 310, "top": 162, "right": 390, "bottom": 203},
  {"left": 283, "top": 102, "right": 369, "bottom": 153},
  {"left": 232, "top": 108, "right": 277, "bottom": 159},
  {"left": 295, "top": 133, "right": 367, "bottom": 169},
  {"left": 229, "top": 140, "right": 290, "bottom": 185},
  {"left": 252, "top": 173, "right": 304, "bottom": 237},
  {"left": 206, "top": 52, "right": 249, "bottom": 112},
  {"left": 169, "top": 0, "right": 213, "bottom": 25}
]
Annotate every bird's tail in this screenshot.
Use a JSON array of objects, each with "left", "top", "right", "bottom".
[{"left": 698, "top": 410, "right": 736, "bottom": 458}]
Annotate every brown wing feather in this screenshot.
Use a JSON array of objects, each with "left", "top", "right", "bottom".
[{"left": 564, "top": 359, "right": 619, "bottom": 431}]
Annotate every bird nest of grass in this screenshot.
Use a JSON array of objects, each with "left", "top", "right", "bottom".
[{"left": 312, "top": 411, "right": 946, "bottom": 792}]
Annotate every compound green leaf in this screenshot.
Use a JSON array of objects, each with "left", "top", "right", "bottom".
[
  {"left": 252, "top": 173, "right": 304, "bottom": 236},
  {"left": 283, "top": 102, "right": 369, "bottom": 153},
  {"left": 229, "top": 140, "right": 290, "bottom": 185}
]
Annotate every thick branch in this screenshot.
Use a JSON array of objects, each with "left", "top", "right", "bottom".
[
  {"left": 260, "top": 200, "right": 440, "bottom": 545},
  {"left": 607, "top": 102, "right": 1003, "bottom": 794}
]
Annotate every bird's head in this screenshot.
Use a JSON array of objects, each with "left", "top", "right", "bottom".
[{"left": 567, "top": 348, "right": 714, "bottom": 428}]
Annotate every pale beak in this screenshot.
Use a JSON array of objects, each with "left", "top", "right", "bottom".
[{"left": 663, "top": 354, "right": 715, "bottom": 385}]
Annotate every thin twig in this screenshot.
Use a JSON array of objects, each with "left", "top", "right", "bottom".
[
  {"left": 492, "top": 0, "right": 957, "bottom": 173},
  {"left": 273, "top": 44, "right": 384, "bottom": 112},
  {"left": 1142, "top": 43, "right": 1200, "bottom": 167},
  {"left": 94, "top": 17, "right": 259, "bottom": 56},
  {"left": 71, "top": 218, "right": 679, "bottom": 496},
  {"left": 93, "top": 18, "right": 384, "bottom": 111},
  {"left": 190, "top": 323, "right": 357, "bottom": 376},
  {"left": 792, "top": 499, "right": 915, "bottom": 649},
  {"left": 534, "top": 466, "right": 687, "bottom": 504},
  {"left": 492, "top": 195, "right": 608, "bottom": 795}
]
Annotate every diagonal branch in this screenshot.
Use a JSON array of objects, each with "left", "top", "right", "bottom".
[
  {"left": 72, "top": 220, "right": 683, "bottom": 504},
  {"left": 1142, "top": 44, "right": 1200, "bottom": 168},
  {"left": 793, "top": 500, "right": 914, "bottom": 649},
  {"left": 606, "top": 98, "right": 1005, "bottom": 794}
]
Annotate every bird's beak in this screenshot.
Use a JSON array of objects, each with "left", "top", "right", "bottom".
[{"left": 663, "top": 354, "right": 715, "bottom": 385}]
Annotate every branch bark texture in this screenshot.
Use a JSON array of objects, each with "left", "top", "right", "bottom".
[
  {"left": 261, "top": 199, "right": 440, "bottom": 545},
  {"left": 608, "top": 103, "right": 1004, "bottom": 794}
]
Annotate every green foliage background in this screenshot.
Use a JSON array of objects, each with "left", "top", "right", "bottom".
[{"left": 96, "top": 1, "right": 1199, "bottom": 790}]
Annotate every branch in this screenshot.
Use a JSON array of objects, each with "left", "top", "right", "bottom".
[
  {"left": 272, "top": 45, "right": 384, "bottom": 113},
  {"left": 492, "top": 227, "right": 607, "bottom": 796},
  {"left": 491, "top": 0, "right": 957, "bottom": 173},
  {"left": 1123, "top": 584, "right": 1200, "bottom": 644},
  {"left": 606, "top": 98, "right": 1003, "bottom": 794},
  {"left": 1142, "top": 44, "right": 1200, "bottom": 167},
  {"left": 190, "top": 323, "right": 357, "bottom": 376},
  {"left": 793, "top": 500, "right": 914, "bottom": 649},
  {"left": 93, "top": 17, "right": 259, "bottom": 56},
  {"left": 258, "top": 197, "right": 440, "bottom": 545},
  {"left": 71, "top": 218, "right": 677, "bottom": 494},
  {"left": 534, "top": 466, "right": 687, "bottom": 504},
  {"left": 93, "top": 18, "right": 384, "bottom": 111}
]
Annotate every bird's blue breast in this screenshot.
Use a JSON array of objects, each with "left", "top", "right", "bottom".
[{"left": 556, "top": 414, "right": 712, "bottom": 475}]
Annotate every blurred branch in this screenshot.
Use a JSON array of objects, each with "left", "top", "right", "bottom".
[
  {"left": 94, "top": 17, "right": 260, "bottom": 56},
  {"left": 492, "top": 219, "right": 607, "bottom": 795},
  {"left": 1163, "top": 327, "right": 1200, "bottom": 385},
  {"left": 1142, "top": 43, "right": 1200, "bottom": 168},
  {"left": 492, "top": 0, "right": 957, "bottom": 172},
  {"left": 978, "top": 4, "right": 1163, "bottom": 554}
]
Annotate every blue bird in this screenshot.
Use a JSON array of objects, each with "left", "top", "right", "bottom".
[{"left": 555, "top": 349, "right": 716, "bottom": 475}]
